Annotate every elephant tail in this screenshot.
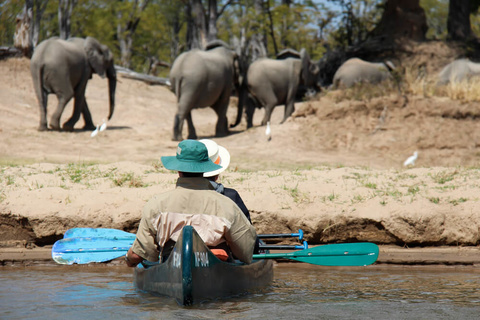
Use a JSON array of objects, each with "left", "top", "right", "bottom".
[
  {"left": 30, "top": 61, "right": 45, "bottom": 106},
  {"left": 231, "top": 77, "right": 247, "bottom": 128},
  {"left": 170, "top": 75, "right": 183, "bottom": 100}
]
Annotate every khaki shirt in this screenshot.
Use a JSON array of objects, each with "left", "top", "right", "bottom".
[{"left": 131, "top": 177, "right": 257, "bottom": 264}]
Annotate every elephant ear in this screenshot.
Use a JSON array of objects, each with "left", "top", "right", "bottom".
[{"left": 84, "top": 36, "right": 106, "bottom": 78}]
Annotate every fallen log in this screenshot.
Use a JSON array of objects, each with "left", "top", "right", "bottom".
[{"left": 115, "top": 66, "right": 170, "bottom": 86}]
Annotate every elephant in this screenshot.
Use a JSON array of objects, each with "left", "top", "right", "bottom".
[
  {"left": 30, "top": 36, "right": 116, "bottom": 131},
  {"left": 169, "top": 41, "right": 239, "bottom": 141},
  {"left": 231, "top": 48, "right": 320, "bottom": 128},
  {"left": 436, "top": 59, "right": 480, "bottom": 85},
  {"left": 332, "top": 58, "right": 395, "bottom": 88}
]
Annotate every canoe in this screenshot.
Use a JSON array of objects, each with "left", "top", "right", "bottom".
[{"left": 134, "top": 225, "right": 274, "bottom": 305}]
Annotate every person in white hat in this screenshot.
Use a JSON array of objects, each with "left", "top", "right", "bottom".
[
  {"left": 200, "top": 139, "right": 265, "bottom": 254},
  {"left": 199, "top": 139, "right": 250, "bottom": 223}
]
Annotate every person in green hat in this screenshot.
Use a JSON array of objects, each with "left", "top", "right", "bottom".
[{"left": 125, "top": 139, "right": 257, "bottom": 267}]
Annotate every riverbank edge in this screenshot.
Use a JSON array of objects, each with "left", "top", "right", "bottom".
[{"left": 1, "top": 245, "right": 479, "bottom": 267}]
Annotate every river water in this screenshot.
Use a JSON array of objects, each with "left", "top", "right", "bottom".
[{"left": 1, "top": 264, "right": 479, "bottom": 319}]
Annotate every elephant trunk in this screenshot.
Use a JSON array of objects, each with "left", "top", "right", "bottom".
[{"left": 107, "top": 63, "right": 116, "bottom": 120}]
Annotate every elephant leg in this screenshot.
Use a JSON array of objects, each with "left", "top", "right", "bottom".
[
  {"left": 261, "top": 103, "right": 277, "bottom": 126},
  {"left": 281, "top": 100, "right": 296, "bottom": 124},
  {"left": 81, "top": 100, "right": 96, "bottom": 130},
  {"left": 63, "top": 86, "right": 87, "bottom": 131},
  {"left": 212, "top": 97, "right": 230, "bottom": 137},
  {"left": 51, "top": 93, "right": 73, "bottom": 131},
  {"left": 38, "top": 90, "right": 49, "bottom": 131},
  {"left": 173, "top": 111, "right": 186, "bottom": 141},
  {"left": 245, "top": 95, "right": 256, "bottom": 128},
  {"left": 186, "top": 112, "right": 197, "bottom": 140}
]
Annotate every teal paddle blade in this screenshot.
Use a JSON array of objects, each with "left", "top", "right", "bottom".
[
  {"left": 52, "top": 237, "right": 133, "bottom": 265},
  {"left": 253, "top": 242, "right": 379, "bottom": 266}
]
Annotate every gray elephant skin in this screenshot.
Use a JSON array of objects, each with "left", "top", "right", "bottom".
[
  {"left": 332, "top": 58, "right": 395, "bottom": 88},
  {"left": 169, "top": 43, "right": 239, "bottom": 141},
  {"left": 437, "top": 59, "right": 480, "bottom": 85},
  {"left": 30, "top": 36, "right": 116, "bottom": 131},
  {"left": 232, "top": 49, "right": 320, "bottom": 128}
]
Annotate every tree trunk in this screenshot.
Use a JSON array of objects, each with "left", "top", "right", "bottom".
[
  {"left": 207, "top": 0, "right": 218, "bottom": 42},
  {"left": 116, "top": 0, "right": 150, "bottom": 68},
  {"left": 14, "top": 0, "right": 33, "bottom": 57},
  {"left": 280, "top": 0, "right": 292, "bottom": 49},
  {"left": 169, "top": 12, "right": 182, "bottom": 62},
  {"left": 187, "top": 0, "right": 207, "bottom": 49},
  {"left": 250, "top": 0, "right": 268, "bottom": 60},
  {"left": 447, "top": 0, "right": 472, "bottom": 41},
  {"left": 371, "top": 0, "right": 427, "bottom": 41},
  {"left": 58, "top": 0, "right": 77, "bottom": 40},
  {"left": 32, "top": 0, "right": 48, "bottom": 48}
]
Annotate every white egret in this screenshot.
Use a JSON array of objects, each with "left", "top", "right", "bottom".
[
  {"left": 90, "top": 125, "right": 100, "bottom": 138},
  {"left": 265, "top": 122, "right": 272, "bottom": 141},
  {"left": 403, "top": 151, "right": 418, "bottom": 167},
  {"left": 99, "top": 119, "right": 107, "bottom": 132}
]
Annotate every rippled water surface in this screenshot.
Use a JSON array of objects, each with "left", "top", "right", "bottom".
[{"left": 1, "top": 264, "right": 479, "bottom": 319}]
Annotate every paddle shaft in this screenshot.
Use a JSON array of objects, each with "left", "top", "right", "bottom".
[{"left": 64, "top": 228, "right": 304, "bottom": 241}]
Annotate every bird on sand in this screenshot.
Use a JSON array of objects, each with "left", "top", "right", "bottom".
[
  {"left": 99, "top": 119, "right": 107, "bottom": 132},
  {"left": 90, "top": 125, "right": 100, "bottom": 138},
  {"left": 403, "top": 151, "right": 418, "bottom": 167},
  {"left": 265, "top": 121, "right": 272, "bottom": 141}
]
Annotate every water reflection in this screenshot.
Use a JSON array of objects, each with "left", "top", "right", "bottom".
[{"left": 0, "top": 264, "right": 479, "bottom": 319}]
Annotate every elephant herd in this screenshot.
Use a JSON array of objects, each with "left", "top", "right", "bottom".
[
  {"left": 167, "top": 41, "right": 321, "bottom": 140},
  {"left": 30, "top": 36, "right": 476, "bottom": 140}
]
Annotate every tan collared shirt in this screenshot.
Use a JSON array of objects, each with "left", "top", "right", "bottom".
[{"left": 131, "top": 177, "right": 257, "bottom": 264}]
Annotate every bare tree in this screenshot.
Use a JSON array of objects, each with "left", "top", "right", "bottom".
[
  {"left": 250, "top": 0, "right": 268, "bottom": 59},
  {"left": 58, "top": 0, "right": 77, "bottom": 40},
  {"left": 187, "top": 0, "right": 206, "bottom": 49},
  {"left": 185, "top": 0, "right": 233, "bottom": 50},
  {"left": 14, "top": 0, "right": 33, "bottom": 57},
  {"left": 117, "top": 0, "right": 150, "bottom": 68},
  {"left": 14, "top": 0, "right": 48, "bottom": 57}
]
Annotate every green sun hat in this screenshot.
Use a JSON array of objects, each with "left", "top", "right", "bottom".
[{"left": 161, "top": 139, "right": 223, "bottom": 173}]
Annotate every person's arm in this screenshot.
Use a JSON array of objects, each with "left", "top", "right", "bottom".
[
  {"left": 125, "top": 247, "right": 144, "bottom": 267},
  {"left": 225, "top": 205, "right": 257, "bottom": 264},
  {"left": 125, "top": 200, "right": 161, "bottom": 267}
]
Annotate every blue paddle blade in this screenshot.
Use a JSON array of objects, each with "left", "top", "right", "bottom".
[
  {"left": 64, "top": 228, "right": 136, "bottom": 240},
  {"left": 253, "top": 242, "right": 379, "bottom": 266},
  {"left": 52, "top": 237, "right": 133, "bottom": 265}
]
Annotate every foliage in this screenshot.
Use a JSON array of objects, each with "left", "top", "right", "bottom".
[
  {"left": 326, "top": 0, "right": 384, "bottom": 48},
  {"left": 420, "top": 0, "right": 448, "bottom": 39},
  {"left": 1, "top": 0, "right": 479, "bottom": 73},
  {"left": 0, "top": 0, "right": 25, "bottom": 46}
]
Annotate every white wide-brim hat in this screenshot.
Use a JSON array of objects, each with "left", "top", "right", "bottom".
[{"left": 199, "top": 139, "right": 231, "bottom": 177}]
